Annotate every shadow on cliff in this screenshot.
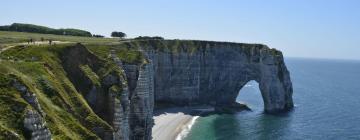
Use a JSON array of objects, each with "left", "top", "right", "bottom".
[
  {"left": 153, "top": 106, "right": 254, "bottom": 117},
  {"left": 153, "top": 106, "right": 293, "bottom": 117},
  {"left": 153, "top": 106, "right": 213, "bottom": 117}
]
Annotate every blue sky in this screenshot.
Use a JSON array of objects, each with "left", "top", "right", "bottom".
[{"left": 1, "top": 0, "right": 360, "bottom": 60}]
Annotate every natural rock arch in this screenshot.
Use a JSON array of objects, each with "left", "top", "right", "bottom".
[
  {"left": 210, "top": 63, "right": 293, "bottom": 114},
  {"left": 150, "top": 42, "right": 294, "bottom": 113},
  {"left": 95, "top": 41, "right": 294, "bottom": 140}
]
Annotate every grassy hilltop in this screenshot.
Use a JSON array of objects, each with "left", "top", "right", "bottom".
[
  {"left": 0, "top": 31, "right": 118, "bottom": 45},
  {"left": 0, "top": 31, "right": 145, "bottom": 139}
]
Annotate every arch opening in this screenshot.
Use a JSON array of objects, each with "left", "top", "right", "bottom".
[{"left": 236, "top": 80, "right": 264, "bottom": 112}]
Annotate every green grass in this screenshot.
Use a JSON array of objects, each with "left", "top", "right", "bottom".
[
  {"left": 0, "top": 73, "right": 28, "bottom": 140},
  {"left": 0, "top": 124, "right": 21, "bottom": 140},
  {"left": 0, "top": 31, "right": 119, "bottom": 46},
  {"left": 0, "top": 44, "right": 116, "bottom": 139},
  {"left": 80, "top": 65, "right": 100, "bottom": 86},
  {"left": 86, "top": 43, "right": 146, "bottom": 65},
  {"left": 0, "top": 61, "right": 102, "bottom": 140}
]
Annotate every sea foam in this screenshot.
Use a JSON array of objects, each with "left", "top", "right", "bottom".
[{"left": 175, "top": 116, "right": 200, "bottom": 140}]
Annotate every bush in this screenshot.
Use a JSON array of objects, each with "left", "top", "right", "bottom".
[
  {"left": 134, "top": 36, "right": 164, "bottom": 40},
  {"left": 111, "top": 31, "right": 126, "bottom": 38},
  {"left": 92, "top": 34, "right": 104, "bottom": 38},
  {"left": 0, "top": 26, "right": 10, "bottom": 31}
]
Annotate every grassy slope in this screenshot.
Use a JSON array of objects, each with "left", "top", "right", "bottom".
[
  {"left": 0, "top": 31, "right": 147, "bottom": 139},
  {"left": 0, "top": 44, "right": 111, "bottom": 139},
  {"left": 0, "top": 73, "right": 28, "bottom": 140}
]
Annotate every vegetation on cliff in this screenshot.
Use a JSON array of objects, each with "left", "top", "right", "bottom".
[
  {"left": 0, "top": 44, "right": 114, "bottom": 139},
  {"left": 0, "top": 30, "right": 149, "bottom": 139}
]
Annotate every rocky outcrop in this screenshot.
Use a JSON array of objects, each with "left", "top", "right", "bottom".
[
  {"left": 110, "top": 49, "right": 155, "bottom": 140},
  {"left": 142, "top": 41, "right": 293, "bottom": 113},
  {"left": 23, "top": 110, "right": 51, "bottom": 140},
  {"left": 61, "top": 44, "right": 127, "bottom": 140},
  {"left": 110, "top": 50, "right": 131, "bottom": 140},
  {"left": 127, "top": 62, "right": 154, "bottom": 140},
  {"left": 12, "top": 79, "right": 52, "bottom": 140}
]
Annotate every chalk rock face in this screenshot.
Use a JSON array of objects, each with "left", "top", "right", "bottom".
[
  {"left": 123, "top": 63, "right": 154, "bottom": 140},
  {"left": 110, "top": 51, "right": 131, "bottom": 140},
  {"left": 116, "top": 41, "right": 294, "bottom": 140},
  {"left": 128, "top": 66, "right": 148, "bottom": 139},
  {"left": 110, "top": 49, "right": 155, "bottom": 140},
  {"left": 12, "top": 80, "right": 52, "bottom": 140},
  {"left": 146, "top": 42, "right": 293, "bottom": 113},
  {"left": 23, "top": 110, "right": 52, "bottom": 140}
]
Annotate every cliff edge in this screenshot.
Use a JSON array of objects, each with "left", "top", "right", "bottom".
[{"left": 0, "top": 38, "right": 293, "bottom": 140}]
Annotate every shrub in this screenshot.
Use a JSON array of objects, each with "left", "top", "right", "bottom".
[
  {"left": 92, "top": 34, "right": 104, "bottom": 38},
  {"left": 134, "top": 36, "right": 164, "bottom": 40},
  {"left": 111, "top": 31, "right": 126, "bottom": 38}
]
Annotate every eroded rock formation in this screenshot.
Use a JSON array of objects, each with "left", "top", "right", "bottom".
[
  {"left": 121, "top": 56, "right": 155, "bottom": 140},
  {"left": 12, "top": 79, "right": 52, "bottom": 140},
  {"left": 146, "top": 42, "right": 293, "bottom": 113},
  {"left": 114, "top": 41, "right": 294, "bottom": 139}
]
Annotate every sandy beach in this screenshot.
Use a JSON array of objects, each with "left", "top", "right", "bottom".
[{"left": 152, "top": 107, "right": 213, "bottom": 140}]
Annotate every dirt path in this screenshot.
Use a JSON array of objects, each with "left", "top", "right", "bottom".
[
  {"left": 0, "top": 45, "right": 16, "bottom": 54},
  {"left": 0, "top": 41, "right": 72, "bottom": 62}
]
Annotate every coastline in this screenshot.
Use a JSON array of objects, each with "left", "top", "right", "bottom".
[
  {"left": 152, "top": 107, "right": 213, "bottom": 140},
  {"left": 175, "top": 116, "right": 199, "bottom": 140}
]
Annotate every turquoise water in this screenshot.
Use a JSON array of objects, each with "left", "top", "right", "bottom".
[{"left": 184, "top": 58, "right": 360, "bottom": 140}]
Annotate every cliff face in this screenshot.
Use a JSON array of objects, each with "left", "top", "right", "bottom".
[
  {"left": 125, "top": 63, "right": 154, "bottom": 140},
  {"left": 115, "top": 40, "right": 293, "bottom": 139},
  {"left": 0, "top": 40, "right": 293, "bottom": 140},
  {"left": 146, "top": 42, "right": 293, "bottom": 113},
  {"left": 61, "top": 44, "right": 129, "bottom": 139},
  {"left": 12, "top": 79, "right": 52, "bottom": 140}
]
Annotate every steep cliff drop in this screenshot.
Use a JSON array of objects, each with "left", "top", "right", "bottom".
[
  {"left": 141, "top": 41, "right": 294, "bottom": 114},
  {"left": 116, "top": 40, "right": 294, "bottom": 139}
]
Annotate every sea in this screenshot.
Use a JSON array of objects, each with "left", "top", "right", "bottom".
[{"left": 183, "top": 58, "right": 360, "bottom": 140}]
